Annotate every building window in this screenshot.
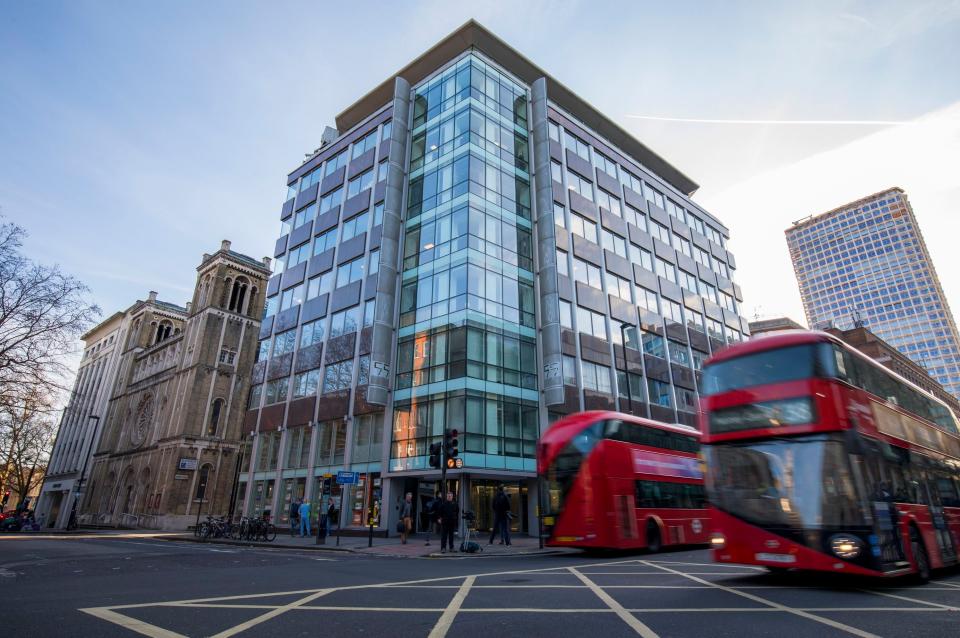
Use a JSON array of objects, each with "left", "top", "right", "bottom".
[
  {"left": 601, "top": 229, "right": 627, "bottom": 258},
  {"left": 381, "top": 120, "right": 392, "bottom": 143},
  {"left": 315, "top": 419, "right": 346, "bottom": 467},
  {"left": 313, "top": 228, "right": 338, "bottom": 255},
  {"left": 664, "top": 299, "right": 683, "bottom": 323},
  {"left": 195, "top": 465, "right": 211, "bottom": 500},
  {"left": 256, "top": 340, "right": 271, "bottom": 362},
  {"left": 286, "top": 242, "right": 311, "bottom": 269},
  {"left": 377, "top": 158, "right": 389, "bottom": 183},
  {"left": 352, "top": 413, "right": 383, "bottom": 464},
  {"left": 679, "top": 270, "right": 699, "bottom": 293},
  {"left": 576, "top": 306, "right": 607, "bottom": 340},
  {"left": 336, "top": 257, "right": 365, "bottom": 287},
  {"left": 256, "top": 431, "right": 282, "bottom": 471},
  {"left": 647, "top": 379, "right": 673, "bottom": 408},
  {"left": 633, "top": 246, "right": 653, "bottom": 272},
  {"left": 207, "top": 399, "right": 224, "bottom": 436},
  {"left": 373, "top": 202, "right": 384, "bottom": 227},
  {"left": 279, "top": 284, "right": 304, "bottom": 311},
  {"left": 643, "top": 181, "right": 665, "bottom": 210},
  {"left": 357, "top": 354, "right": 371, "bottom": 385},
  {"left": 363, "top": 300, "right": 375, "bottom": 327},
  {"left": 675, "top": 235, "right": 693, "bottom": 258},
  {"left": 554, "top": 202, "right": 566, "bottom": 229},
  {"left": 324, "top": 150, "right": 347, "bottom": 176},
  {"left": 650, "top": 220, "right": 670, "bottom": 244},
  {"left": 285, "top": 426, "right": 312, "bottom": 469},
  {"left": 556, "top": 249, "right": 569, "bottom": 277},
  {"left": 613, "top": 324, "right": 640, "bottom": 350},
  {"left": 559, "top": 300, "right": 573, "bottom": 329},
  {"left": 666, "top": 199, "right": 687, "bottom": 224},
  {"left": 668, "top": 340, "right": 690, "bottom": 367},
  {"left": 319, "top": 186, "right": 343, "bottom": 214},
  {"left": 548, "top": 120, "right": 560, "bottom": 143},
  {"left": 636, "top": 286, "right": 659, "bottom": 314},
  {"left": 686, "top": 309, "right": 705, "bottom": 332},
  {"left": 625, "top": 205, "right": 646, "bottom": 231},
  {"left": 293, "top": 369, "right": 320, "bottom": 398},
  {"left": 273, "top": 330, "right": 296, "bottom": 356},
  {"left": 264, "top": 377, "right": 289, "bottom": 404},
  {"left": 642, "top": 331, "right": 666, "bottom": 358},
  {"left": 329, "top": 306, "right": 360, "bottom": 338},
  {"left": 597, "top": 189, "right": 622, "bottom": 217},
  {"left": 691, "top": 349, "right": 708, "bottom": 371},
  {"left": 581, "top": 361, "right": 612, "bottom": 393},
  {"left": 219, "top": 348, "right": 236, "bottom": 365},
  {"left": 675, "top": 387, "right": 697, "bottom": 412},
  {"left": 563, "top": 130, "right": 591, "bottom": 161},
  {"left": 300, "top": 319, "right": 324, "bottom": 349},
  {"left": 572, "top": 258, "right": 602, "bottom": 289},
  {"left": 694, "top": 246, "right": 711, "bottom": 268},
  {"left": 341, "top": 210, "right": 370, "bottom": 243},
  {"left": 247, "top": 384, "right": 262, "bottom": 409},
  {"left": 351, "top": 131, "right": 377, "bottom": 159},
  {"left": 292, "top": 203, "right": 315, "bottom": 229},
  {"left": 655, "top": 258, "right": 677, "bottom": 284},
  {"left": 569, "top": 213, "right": 597, "bottom": 243},
  {"left": 562, "top": 355, "right": 577, "bottom": 385},
  {"left": 566, "top": 169, "right": 594, "bottom": 202},
  {"left": 608, "top": 272, "right": 632, "bottom": 302},
  {"left": 307, "top": 271, "right": 334, "bottom": 299},
  {"left": 322, "top": 360, "right": 354, "bottom": 394},
  {"left": 595, "top": 152, "right": 618, "bottom": 179},
  {"left": 551, "top": 160, "right": 563, "bottom": 184},
  {"left": 347, "top": 169, "right": 374, "bottom": 197},
  {"left": 368, "top": 249, "right": 380, "bottom": 276}
]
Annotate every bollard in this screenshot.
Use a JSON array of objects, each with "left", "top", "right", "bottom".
[{"left": 316, "top": 514, "right": 327, "bottom": 545}]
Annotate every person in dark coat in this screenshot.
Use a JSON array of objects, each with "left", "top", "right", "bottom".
[
  {"left": 439, "top": 491, "right": 459, "bottom": 553},
  {"left": 489, "top": 486, "right": 512, "bottom": 546},
  {"left": 289, "top": 499, "right": 300, "bottom": 536}
]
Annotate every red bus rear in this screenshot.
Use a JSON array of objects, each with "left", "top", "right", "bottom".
[
  {"left": 538, "top": 411, "right": 708, "bottom": 551},
  {"left": 701, "top": 331, "right": 960, "bottom": 580}
]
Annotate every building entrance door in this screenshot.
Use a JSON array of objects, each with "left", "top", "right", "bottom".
[{"left": 469, "top": 480, "right": 527, "bottom": 535}]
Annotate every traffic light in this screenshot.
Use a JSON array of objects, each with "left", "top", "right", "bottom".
[
  {"left": 428, "top": 442, "right": 442, "bottom": 469},
  {"left": 444, "top": 428, "right": 459, "bottom": 462}
]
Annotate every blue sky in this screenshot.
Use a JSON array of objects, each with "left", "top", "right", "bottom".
[{"left": 2, "top": 1, "right": 959, "bottom": 334}]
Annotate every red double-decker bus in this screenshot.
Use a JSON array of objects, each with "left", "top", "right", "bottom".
[
  {"left": 701, "top": 331, "right": 960, "bottom": 581},
  {"left": 538, "top": 411, "right": 708, "bottom": 551}
]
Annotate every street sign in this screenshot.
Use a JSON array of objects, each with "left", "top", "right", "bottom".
[
  {"left": 336, "top": 471, "right": 360, "bottom": 485},
  {"left": 178, "top": 458, "right": 198, "bottom": 470}
]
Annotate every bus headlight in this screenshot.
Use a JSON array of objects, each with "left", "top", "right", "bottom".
[
  {"left": 829, "top": 535, "right": 862, "bottom": 559},
  {"left": 710, "top": 533, "right": 726, "bottom": 549}
]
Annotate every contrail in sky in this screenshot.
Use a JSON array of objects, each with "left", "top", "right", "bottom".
[{"left": 625, "top": 115, "right": 910, "bottom": 125}]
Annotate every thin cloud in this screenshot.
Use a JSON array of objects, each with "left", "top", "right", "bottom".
[{"left": 625, "top": 115, "right": 912, "bottom": 126}]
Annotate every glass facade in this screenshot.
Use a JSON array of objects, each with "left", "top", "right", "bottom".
[
  {"left": 392, "top": 55, "right": 538, "bottom": 473},
  {"left": 787, "top": 188, "right": 960, "bottom": 400}
]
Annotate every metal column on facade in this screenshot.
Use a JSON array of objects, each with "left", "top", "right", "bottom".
[
  {"left": 530, "top": 78, "right": 563, "bottom": 407},
  {"left": 368, "top": 76, "right": 412, "bottom": 407}
]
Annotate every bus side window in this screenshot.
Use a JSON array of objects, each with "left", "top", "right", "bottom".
[{"left": 604, "top": 419, "right": 624, "bottom": 441}]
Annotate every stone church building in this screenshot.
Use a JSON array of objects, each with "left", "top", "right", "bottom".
[{"left": 82, "top": 241, "right": 270, "bottom": 530}]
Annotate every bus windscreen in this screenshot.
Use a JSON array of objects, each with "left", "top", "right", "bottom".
[{"left": 702, "top": 344, "right": 827, "bottom": 395}]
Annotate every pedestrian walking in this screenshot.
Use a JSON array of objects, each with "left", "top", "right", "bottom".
[
  {"left": 289, "top": 498, "right": 300, "bottom": 536},
  {"left": 439, "top": 491, "right": 459, "bottom": 553},
  {"left": 298, "top": 499, "right": 311, "bottom": 537},
  {"left": 326, "top": 497, "right": 337, "bottom": 536},
  {"left": 400, "top": 492, "right": 413, "bottom": 544},
  {"left": 489, "top": 485, "right": 512, "bottom": 546},
  {"left": 425, "top": 492, "right": 440, "bottom": 546}
]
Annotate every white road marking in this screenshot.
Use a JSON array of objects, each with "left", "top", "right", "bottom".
[
  {"left": 80, "top": 607, "right": 187, "bottom": 638},
  {"left": 647, "top": 560, "right": 764, "bottom": 571},
  {"left": 427, "top": 576, "right": 475, "bottom": 638},
  {"left": 640, "top": 560, "right": 881, "bottom": 638},
  {"left": 858, "top": 588, "right": 960, "bottom": 611},
  {"left": 207, "top": 588, "right": 332, "bottom": 638},
  {"left": 569, "top": 567, "right": 660, "bottom": 638}
]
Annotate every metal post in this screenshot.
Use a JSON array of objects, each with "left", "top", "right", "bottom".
[
  {"left": 620, "top": 323, "right": 634, "bottom": 414},
  {"left": 337, "top": 488, "right": 346, "bottom": 547}
]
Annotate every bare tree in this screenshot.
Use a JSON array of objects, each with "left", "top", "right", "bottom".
[
  {"left": 0, "top": 389, "right": 56, "bottom": 508},
  {"left": 0, "top": 220, "right": 100, "bottom": 411}
]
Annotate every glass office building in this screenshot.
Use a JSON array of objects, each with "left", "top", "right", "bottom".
[
  {"left": 786, "top": 187, "right": 960, "bottom": 400},
  {"left": 240, "top": 21, "right": 748, "bottom": 536}
]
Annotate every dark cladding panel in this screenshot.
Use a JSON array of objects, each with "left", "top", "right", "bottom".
[
  {"left": 330, "top": 280, "right": 362, "bottom": 313},
  {"left": 337, "top": 234, "right": 367, "bottom": 264},
  {"left": 281, "top": 197, "right": 295, "bottom": 221},
  {"left": 274, "top": 236, "right": 289, "bottom": 258},
  {"left": 280, "top": 260, "right": 307, "bottom": 289},
  {"left": 343, "top": 189, "right": 372, "bottom": 218},
  {"left": 294, "top": 182, "right": 319, "bottom": 210},
  {"left": 288, "top": 221, "right": 313, "bottom": 249},
  {"left": 307, "top": 250, "right": 334, "bottom": 278},
  {"left": 568, "top": 189, "right": 598, "bottom": 222},
  {"left": 320, "top": 165, "right": 346, "bottom": 195},
  {"left": 348, "top": 148, "right": 376, "bottom": 177}
]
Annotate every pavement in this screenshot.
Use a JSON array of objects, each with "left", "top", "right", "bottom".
[
  {"left": 2, "top": 531, "right": 959, "bottom": 637},
  {"left": 170, "top": 528, "right": 556, "bottom": 558}
]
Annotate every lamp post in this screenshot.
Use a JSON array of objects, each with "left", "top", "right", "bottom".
[
  {"left": 68, "top": 415, "right": 100, "bottom": 530},
  {"left": 619, "top": 323, "right": 634, "bottom": 415}
]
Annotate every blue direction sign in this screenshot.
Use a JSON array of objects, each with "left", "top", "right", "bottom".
[{"left": 336, "top": 471, "right": 360, "bottom": 485}]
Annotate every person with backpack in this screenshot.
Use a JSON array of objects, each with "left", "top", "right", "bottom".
[
  {"left": 489, "top": 486, "right": 512, "bottom": 546},
  {"left": 439, "top": 491, "right": 459, "bottom": 553}
]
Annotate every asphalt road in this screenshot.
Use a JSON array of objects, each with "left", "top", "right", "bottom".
[{"left": 2, "top": 533, "right": 959, "bottom": 637}]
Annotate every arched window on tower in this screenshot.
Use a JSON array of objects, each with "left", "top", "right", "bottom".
[
  {"left": 154, "top": 320, "right": 174, "bottom": 344},
  {"left": 208, "top": 398, "right": 224, "bottom": 436},
  {"left": 220, "top": 278, "right": 232, "bottom": 308},
  {"left": 229, "top": 277, "right": 249, "bottom": 313}
]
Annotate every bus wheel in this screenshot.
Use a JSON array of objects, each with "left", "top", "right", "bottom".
[
  {"left": 910, "top": 526, "right": 931, "bottom": 584},
  {"left": 646, "top": 521, "right": 662, "bottom": 553}
]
